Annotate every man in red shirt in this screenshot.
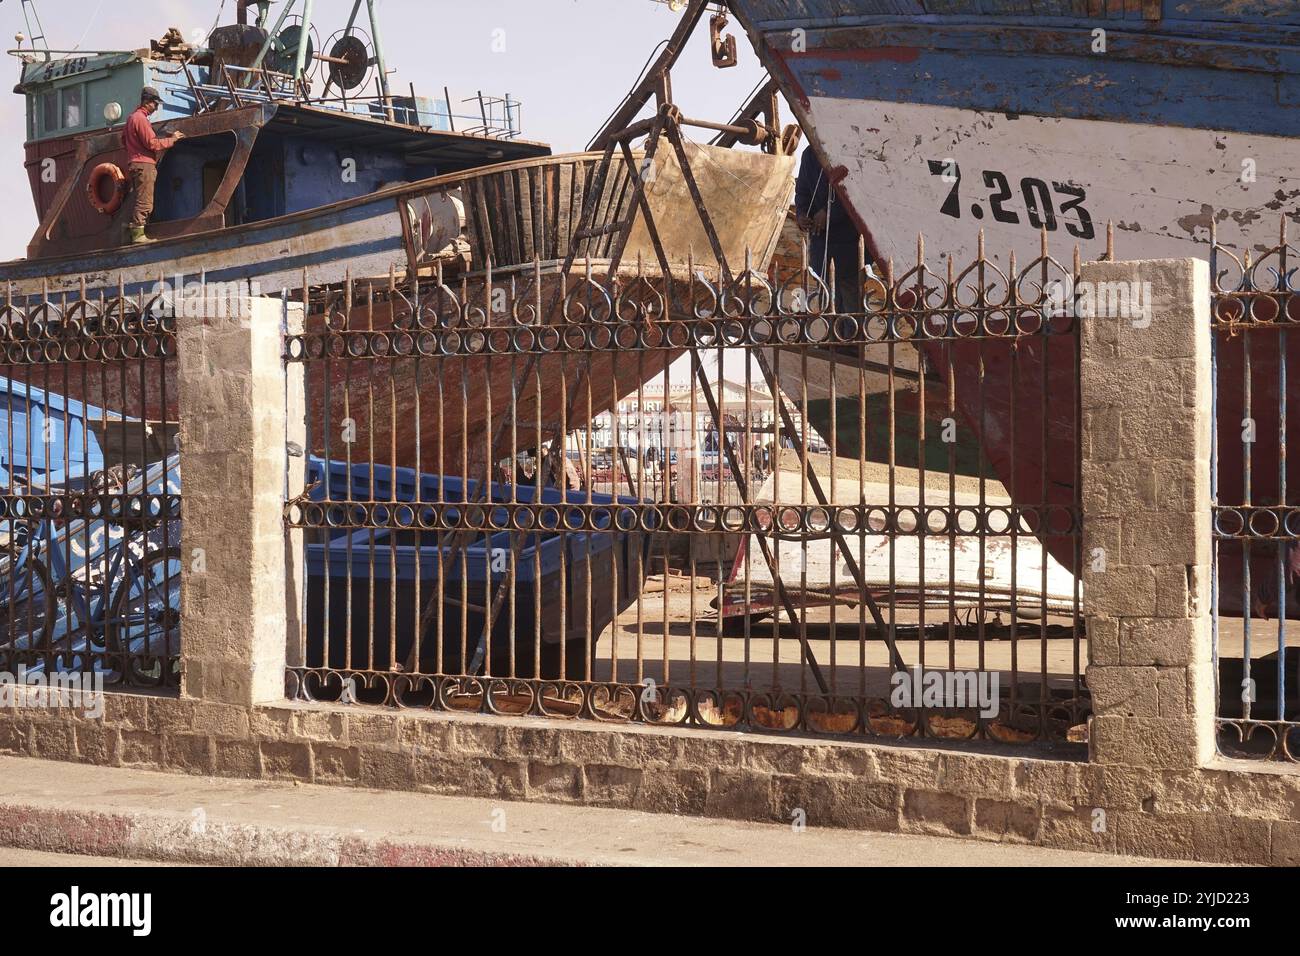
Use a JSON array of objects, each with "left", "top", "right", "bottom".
[{"left": 122, "top": 86, "right": 185, "bottom": 244}]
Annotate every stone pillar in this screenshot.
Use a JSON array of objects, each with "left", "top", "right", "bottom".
[
  {"left": 178, "top": 293, "right": 304, "bottom": 707},
  {"left": 1080, "top": 258, "right": 1214, "bottom": 768}
]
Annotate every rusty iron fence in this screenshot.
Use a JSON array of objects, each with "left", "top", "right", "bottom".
[
  {"left": 1211, "top": 220, "right": 1300, "bottom": 761},
  {"left": 0, "top": 281, "right": 182, "bottom": 691},
  {"left": 283, "top": 230, "right": 1088, "bottom": 748}
]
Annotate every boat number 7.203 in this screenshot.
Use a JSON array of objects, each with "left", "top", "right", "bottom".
[{"left": 926, "top": 160, "right": 1095, "bottom": 240}]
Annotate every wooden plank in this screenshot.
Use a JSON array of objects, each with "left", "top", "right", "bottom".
[
  {"left": 520, "top": 166, "right": 535, "bottom": 260},
  {"left": 598, "top": 157, "right": 629, "bottom": 256},
  {"left": 543, "top": 163, "right": 558, "bottom": 260},
  {"left": 482, "top": 174, "right": 503, "bottom": 265},
  {"left": 473, "top": 178, "right": 495, "bottom": 267},
  {"left": 509, "top": 169, "right": 524, "bottom": 264},
  {"left": 569, "top": 161, "right": 588, "bottom": 259},
  {"left": 590, "top": 159, "right": 612, "bottom": 253},
  {"left": 498, "top": 170, "right": 521, "bottom": 266},
  {"left": 510, "top": 170, "right": 526, "bottom": 265},
  {"left": 481, "top": 173, "right": 499, "bottom": 263},
  {"left": 600, "top": 160, "right": 624, "bottom": 257},
  {"left": 603, "top": 163, "right": 635, "bottom": 260},
  {"left": 461, "top": 181, "right": 480, "bottom": 263},
  {"left": 555, "top": 161, "right": 573, "bottom": 260}
]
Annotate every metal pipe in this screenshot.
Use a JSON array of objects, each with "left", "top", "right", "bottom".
[
  {"left": 293, "top": 0, "right": 315, "bottom": 82},
  {"left": 19, "top": 0, "right": 48, "bottom": 51},
  {"left": 366, "top": 0, "right": 394, "bottom": 121},
  {"left": 345, "top": 0, "right": 364, "bottom": 33},
  {"left": 607, "top": 114, "right": 762, "bottom": 146}
]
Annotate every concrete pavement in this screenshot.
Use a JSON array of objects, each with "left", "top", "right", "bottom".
[
  {"left": 0, "top": 848, "right": 187, "bottom": 866},
  {"left": 0, "top": 755, "right": 1183, "bottom": 866}
]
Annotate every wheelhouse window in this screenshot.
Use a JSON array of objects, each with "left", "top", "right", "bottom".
[
  {"left": 36, "top": 85, "right": 85, "bottom": 135},
  {"left": 62, "top": 86, "right": 82, "bottom": 129},
  {"left": 40, "top": 91, "right": 57, "bottom": 135}
]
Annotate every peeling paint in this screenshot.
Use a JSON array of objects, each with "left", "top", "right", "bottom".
[
  {"left": 1263, "top": 188, "right": 1300, "bottom": 210},
  {"left": 1176, "top": 203, "right": 1217, "bottom": 236},
  {"left": 1071, "top": 74, "right": 1117, "bottom": 90}
]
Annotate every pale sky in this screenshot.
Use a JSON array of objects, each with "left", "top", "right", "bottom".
[{"left": 0, "top": 0, "right": 776, "bottom": 258}]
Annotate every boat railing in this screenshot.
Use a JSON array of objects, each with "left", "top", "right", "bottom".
[{"left": 164, "top": 62, "right": 521, "bottom": 139}]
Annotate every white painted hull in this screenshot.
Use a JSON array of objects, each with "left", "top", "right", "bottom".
[
  {"left": 724, "top": 453, "right": 1078, "bottom": 617},
  {"left": 807, "top": 96, "right": 1299, "bottom": 271}
]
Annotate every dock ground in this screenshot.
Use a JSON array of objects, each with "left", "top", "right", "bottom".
[
  {"left": 594, "top": 576, "right": 1298, "bottom": 693},
  {"left": 0, "top": 755, "right": 1185, "bottom": 867}
]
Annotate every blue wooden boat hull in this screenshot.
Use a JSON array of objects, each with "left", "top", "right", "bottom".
[{"left": 302, "top": 458, "right": 652, "bottom": 680}]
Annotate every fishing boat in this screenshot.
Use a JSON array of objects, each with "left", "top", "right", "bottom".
[
  {"left": 723, "top": 0, "right": 1300, "bottom": 605},
  {"left": 8, "top": 0, "right": 548, "bottom": 279},
  {"left": 0, "top": 1, "right": 796, "bottom": 476}
]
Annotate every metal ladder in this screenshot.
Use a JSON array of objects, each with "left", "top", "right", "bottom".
[{"left": 18, "top": 1, "right": 49, "bottom": 51}]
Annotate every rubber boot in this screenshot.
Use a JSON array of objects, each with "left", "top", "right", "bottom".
[{"left": 129, "top": 225, "right": 153, "bottom": 245}]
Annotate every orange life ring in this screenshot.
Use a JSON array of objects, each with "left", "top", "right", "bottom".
[{"left": 86, "top": 162, "right": 127, "bottom": 216}]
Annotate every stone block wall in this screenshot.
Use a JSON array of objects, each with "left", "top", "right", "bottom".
[
  {"left": 0, "top": 265, "right": 1295, "bottom": 865},
  {"left": 0, "top": 696, "right": 1296, "bottom": 864}
]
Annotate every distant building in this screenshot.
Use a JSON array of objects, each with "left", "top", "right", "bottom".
[{"left": 583, "top": 379, "right": 827, "bottom": 454}]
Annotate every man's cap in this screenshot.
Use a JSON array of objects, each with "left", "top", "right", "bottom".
[{"left": 141, "top": 86, "right": 163, "bottom": 103}]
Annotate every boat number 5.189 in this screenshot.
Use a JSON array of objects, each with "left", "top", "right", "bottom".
[
  {"left": 926, "top": 160, "right": 1095, "bottom": 240},
  {"left": 39, "top": 57, "right": 91, "bottom": 82}
]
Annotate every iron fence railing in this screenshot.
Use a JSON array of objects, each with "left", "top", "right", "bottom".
[
  {"left": 1211, "top": 219, "right": 1300, "bottom": 762},
  {"left": 284, "top": 234, "right": 1087, "bottom": 747},
  {"left": 0, "top": 284, "right": 182, "bottom": 691}
]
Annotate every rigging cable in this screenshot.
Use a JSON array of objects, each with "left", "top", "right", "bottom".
[{"left": 69, "top": 0, "right": 107, "bottom": 52}]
